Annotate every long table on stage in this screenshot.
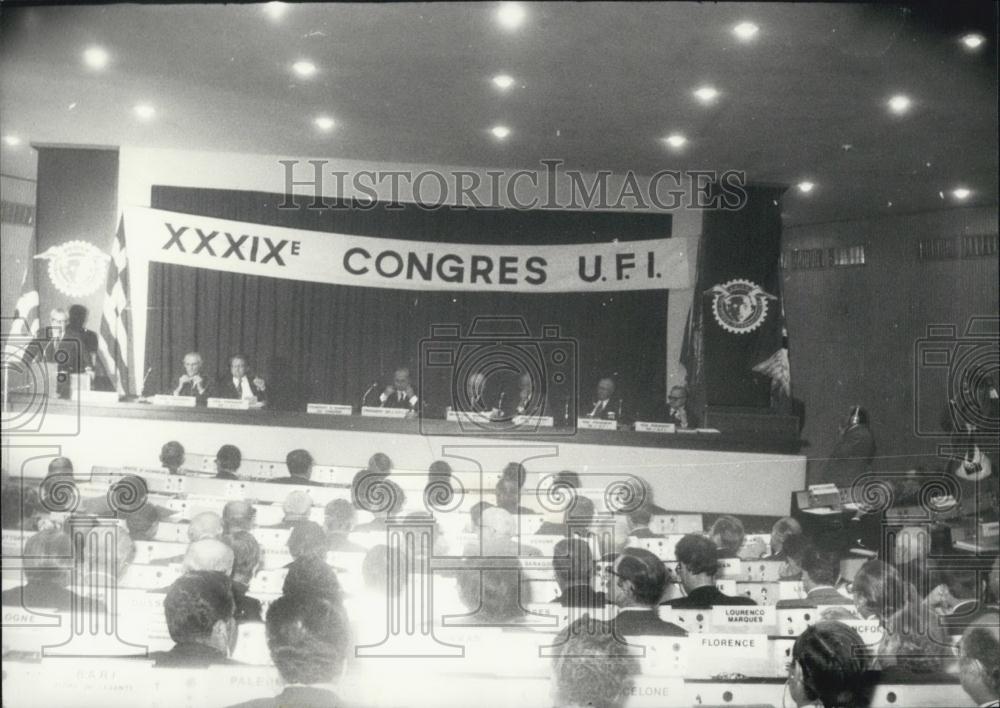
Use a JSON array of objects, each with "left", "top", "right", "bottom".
[{"left": 2, "top": 397, "right": 805, "bottom": 516}]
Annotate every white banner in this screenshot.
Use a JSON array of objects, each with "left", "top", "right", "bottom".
[{"left": 124, "top": 206, "right": 692, "bottom": 293}]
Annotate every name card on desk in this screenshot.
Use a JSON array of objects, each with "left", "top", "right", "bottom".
[
  {"left": 577, "top": 417, "right": 617, "bottom": 431},
  {"left": 149, "top": 394, "right": 196, "bottom": 407},
  {"left": 446, "top": 409, "right": 495, "bottom": 424},
  {"left": 634, "top": 421, "right": 676, "bottom": 433},
  {"left": 836, "top": 618, "right": 884, "bottom": 644},
  {"left": 513, "top": 415, "right": 554, "bottom": 427},
  {"left": 718, "top": 558, "right": 742, "bottom": 577},
  {"left": 695, "top": 633, "right": 768, "bottom": 659},
  {"left": 75, "top": 390, "right": 120, "bottom": 405},
  {"left": 712, "top": 605, "right": 776, "bottom": 629},
  {"left": 361, "top": 405, "right": 408, "bottom": 418},
  {"left": 306, "top": 403, "right": 353, "bottom": 416},
  {"left": 207, "top": 397, "right": 251, "bottom": 410}
]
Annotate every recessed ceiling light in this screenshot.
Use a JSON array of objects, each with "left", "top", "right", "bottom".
[
  {"left": 314, "top": 116, "right": 336, "bottom": 132},
  {"left": 887, "top": 94, "right": 912, "bottom": 115},
  {"left": 496, "top": 2, "right": 526, "bottom": 30},
  {"left": 693, "top": 86, "right": 720, "bottom": 104},
  {"left": 263, "top": 2, "right": 288, "bottom": 20},
  {"left": 492, "top": 74, "right": 515, "bottom": 90},
  {"left": 83, "top": 46, "right": 109, "bottom": 70},
  {"left": 952, "top": 187, "right": 971, "bottom": 200},
  {"left": 797, "top": 181, "right": 815, "bottom": 194},
  {"left": 3, "top": 135, "right": 22, "bottom": 147},
  {"left": 960, "top": 33, "right": 985, "bottom": 50},
  {"left": 732, "top": 22, "right": 759, "bottom": 41},
  {"left": 292, "top": 61, "right": 317, "bottom": 78},
  {"left": 663, "top": 133, "right": 687, "bottom": 149},
  {"left": 133, "top": 104, "right": 155, "bottom": 120},
  {"left": 491, "top": 125, "right": 511, "bottom": 139}
]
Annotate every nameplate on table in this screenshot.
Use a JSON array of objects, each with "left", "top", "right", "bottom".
[
  {"left": 512, "top": 415, "right": 554, "bottom": 427},
  {"left": 75, "top": 390, "right": 120, "bottom": 405},
  {"left": 207, "top": 397, "right": 251, "bottom": 410},
  {"left": 694, "top": 633, "right": 768, "bottom": 658},
  {"left": 577, "top": 417, "right": 618, "bottom": 431},
  {"left": 836, "top": 618, "right": 884, "bottom": 644},
  {"left": 306, "top": 403, "right": 353, "bottom": 416},
  {"left": 714, "top": 578, "right": 738, "bottom": 595},
  {"left": 982, "top": 521, "right": 999, "bottom": 538},
  {"left": 150, "top": 394, "right": 197, "bottom": 407},
  {"left": 717, "top": 557, "right": 742, "bottom": 577},
  {"left": 712, "top": 605, "right": 776, "bottom": 629},
  {"left": 634, "top": 421, "right": 676, "bottom": 434},
  {"left": 361, "top": 405, "right": 408, "bottom": 418},
  {"left": 446, "top": 409, "right": 495, "bottom": 424},
  {"left": 2, "top": 607, "right": 60, "bottom": 626}
]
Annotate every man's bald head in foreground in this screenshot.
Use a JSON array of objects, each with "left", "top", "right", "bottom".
[
  {"left": 188, "top": 511, "right": 224, "bottom": 542},
  {"left": 183, "top": 538, "right": 235, "bottom": 575},
  {"left": 223, "top": 500, "right": 255, "bottom": 534},
  {"left": 959, "top": 611, "right": 1000, "bottom": 706}
]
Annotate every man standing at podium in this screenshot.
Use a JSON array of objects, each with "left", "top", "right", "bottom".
[
  {"left": 582, "top": 377, "right": 622, "bottom": 420},
  {"left": 173, "top": 351, "right": 211, "bottom": 403},
  {"left": 218, "top": 354, "right": 267, "bottom": 403},
  {"left": 379, "top": 367, "right": 419, "bottom": 411}
]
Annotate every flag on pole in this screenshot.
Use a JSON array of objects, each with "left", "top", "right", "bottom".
[{"left": 97, "top": 220, "right": 132, "bottom": 395}]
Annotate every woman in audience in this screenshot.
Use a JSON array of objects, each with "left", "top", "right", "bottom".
[{"left": 786, "top": 621, "right": 874, "bottom": 707}]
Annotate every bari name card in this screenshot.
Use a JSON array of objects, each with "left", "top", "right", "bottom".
[{"left": 306, "top": 403, "right": 353, "bottom": 416}]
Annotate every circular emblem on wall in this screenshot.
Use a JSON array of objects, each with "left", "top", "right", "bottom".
[
  {"left": 34, "top": 240, "right": 110, "bottom": 298},
  {"left": 708, "top": 279, "right": 774, "bottom": 334}
]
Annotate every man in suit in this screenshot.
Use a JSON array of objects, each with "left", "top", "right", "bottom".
[
  {"left": 507, "top": 371, "right": 546, "bottom": 419},
  {"left": 379, "top": 366, "right": 419, "bottom": 412},
  {"left": 930, "top": 569, "right": 991, "bottom": 624},
  {"left": 553, "top": 537, "right": 607, "bottom": 608},
  {"left": 776, "top": 544, "right": 852, "bottom": 608},
  {"left": 25, "top": 307, "right": 68, "bottom": 364},
  {"left": 819, "top": 406, "right": 876, "bottom": 488},
  {"left": 173, "top": 351, "right": 212, "bottom": 402},
  {"left": 324, "top": 499, "right": 365, "bottom": 553},
  {"left": 610, "top": 547, "right": 687, "bottom": 636},
  {"left": 537, "top": 496, "right": 595, "bottom": 536},
  {"left": 663, "top": 385, "right": 700, "bottom": 429},
  {"left": 218, "top": 354, "right": 267, "bottom": 403},
  {"left": 223, "top": 531, "right": 263, "bottom": 624},
  {"left": 496, "top": 475, "right": 536, "bottom": 518},
  {"left": 0, "top": 529, "right": 92, "bottom": 611},
  {"left": 223, "top": 500, "right": 256, "bottom": 534},
  {"left": 581, "top": 376, "right": 623, "bottom": 421},
  {"left": 765, "top": 517, "right": 803, "bottom": 560},
  {"left": 958, "top": 612, "right": 1000, "bottom": 708},
  {"left": 215, "top": 444, "right": 242, "bottom": 480},
  {"left": 150, "top": 570, "right": 239, "bottom": 667},
  {"left": 226, "top": 594, "right": 349, "bottom": 708},
  {"left": 664, "top": 534, "right": 757, "bottom": 608},
  {"left": 461, "top": 370, "right": 500, "bottom": 417},
  {"left": 269, "top": 448, "right": 324, "bottom": 486}
]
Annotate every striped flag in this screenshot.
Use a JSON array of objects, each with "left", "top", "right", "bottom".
[{"left": 97, "top": 220, "right": 132, "bottom": 395}]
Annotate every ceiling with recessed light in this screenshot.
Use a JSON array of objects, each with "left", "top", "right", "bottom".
[{"left": 0, "top": 2, "right": 996, "bottom": 225}]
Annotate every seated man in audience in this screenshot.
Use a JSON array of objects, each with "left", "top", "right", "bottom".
[
  {"left": 551, "top": 617, "right": 641, "bottom": 708},
  {"left": 537, "top": 496, "right": 595, "bottom": 536},
  {"left": 766, "top": 516, "right": 803, "bottom": 560},
  {"left": 779, "top": 532, "right": 808, "bottom": 580},
  {"left": 227, "top": 594, "right": 349, "bottom": 708},
  {"left": 324, "top": 499, "right": 365, "bottom": 553},
  {"left": 379, "top": 366, "right": 418, "bottom": 412},
  {"left": 189, "top": 511, "right": 224, "bottom": 541},
  {"left": 281, "top": 554, "right": 343, "bottom": 603},
  {"left": 173, "top": 351, "right": 211, "bottom": 402},
  {"left": 553, "top": 469, "right": 581, "bottom": 490},
  {"left": 786, "top": 621, "right": 874, "bottom": 708},
  {"left": 183, "top": 538, "right": 235, "bottom": 574},
  {"left": 501, "top": 461, "right": 528, "bottom": 489},
  {"left": 353, "top": 479, "right": 406, "bottom": 532},
  {"left": 368, "top": 452, "right": 393, "bottom": 475},
  {"left": 625, "top": 502, "right": 661, "bottom": 539},
  {"left": 287, "top": 520, "right": 328, "bottom": 562},
  {"left": 47, "top": 456, "right": 74, "bottom": 478},
  {"left": 1, "top": 529, "right": 87, "bottom": 611},
  {"left": 424, "top": 459, "right": 454, "bottom": 505},
  {"left": 610, "top": 547, "right": 686, "bottom": 636},
  {"left": 215, "top": 444, "right": 242, "bottom": 480},
  {"left": 708, "top": 514, "right": 745, "bottom": 558},
  {"left": 777, "top": 544, "right": 852, "bottom": 607},
  {"left": 269, "top": 448, "right": 324, "bottom": 486},
  {"left": 495, "top": 475, "right": 535, "bottom": 517},
  {"left": 665, "top": 534, "right": 757, "bottom": 608},
  {"left": 218, "top": 353, "right": 267, "bottom": 403},
  {"left": 223, "top": 531, "right": 263, "bottom": 623},
  {"left": 928, "top": 568, "right": 986, "bottom": 621},
  {"left": 553, "top": 537, "right": 607, "bottom": 608},
  {"left": 151, "top": 570, "right": 239, "bottom": 667},
  {"left": 456, "top": 568, "right": 526, "bottom": 623},
  {"left": 222, "top": 500, "right": 256, "bottom": 534},
  {"left": 160, "top": 440, "right": 186, "bottom": 475},
  {"left": 581, "top": 376, "right": 623, "bottom": 420},
  {"left": 467, "top": 506, "right": 540, "bottom": 557},
  {"left": 278, "top": 490, "right": 313, "bottom": 528},
  {"left": 123, "top": 503, "right": 160, "bottom": 542},
  {"left": 958, "top": 611, "right": 1000, "bottom": 708}
]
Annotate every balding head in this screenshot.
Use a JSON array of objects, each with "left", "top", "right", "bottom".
[
  {"left": 959, "top": 611, "right": 1000, "bottom": 706},
  {"left": 283, "top": 490, "right": 312, "bottom": 522},
  {"left": 183, "top": 539, "right": 235, "bottom": 574},
  {"left": 47, "top": 457, "right": 74, "bottom": 477},
  {"left": 188, "top": 512, "right": 224, "bottom": 542},
  {"left": 222, "top": 500, "right": 255, "bottom": 534}
]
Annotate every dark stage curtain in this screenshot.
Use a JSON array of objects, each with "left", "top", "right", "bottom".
[{"left": 145, "top": 187, "right": 672, "bottom": 416}]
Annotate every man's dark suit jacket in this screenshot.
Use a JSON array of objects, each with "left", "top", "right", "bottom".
[
  {"left": 216, "top": 470, "right": 240, "bottom": 480},
  {"left": 148, "top": 642, "right": 238, "bottom": 667},
  {"left": 232, "top": 582, "right": 263, "bottom": 624},
  {"left": 664, "top": 585, "right": 757, "bottom": 609},
  {"left": 554, "top": 584, "right": 608, "bottom": 608},
  {"left": 267, "top": 476, "right": 325, "bottom": 487},
  {"left": 227, "top": 686, "right": 339, "bottom": 708},
  {"left": 217, "top": 377, "right": 267, "bottom": 402},
  {"left": 580, "top": 397, "right": 624, "bottom": 421},
  {"left": 818, "top": 424, "right": 875, "bottom": 487},
  {"left": 175, "top": 378, "right": 212, "bottom": 404},
  {"left": 380, "top": 390, "right": 418, "bottom": 410},
  {"left": 0, "top": 581, "right": 101, "bottom": 612},
  {"left": 662, "top": 404, "right": 701, "bottom": 430},
  {"left": 612, "top": 608, "right": 687, "bottom": 636},
  {"left": 775, "top": 586, "right": 853, "bottom": 609}
]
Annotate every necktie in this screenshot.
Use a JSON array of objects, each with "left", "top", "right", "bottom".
[
  {"left": 590, "top": 401, "right": 602, "bottom": 417},
  {"left": 236, "top": 379, "right": 244, "bottom": 397}
]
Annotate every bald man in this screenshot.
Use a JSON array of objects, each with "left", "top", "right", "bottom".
[
  {"left": 188, "top": 512, "right": 224, "bottom": 543},
  {"left": 279, "top": 491, "right": 312, "bottom": 528},
  {"left": 222, "top": 500, "right": 256, "bottom": 534},
  {"left": 183, "top": 539, "right": 235, "bottom": 575}
]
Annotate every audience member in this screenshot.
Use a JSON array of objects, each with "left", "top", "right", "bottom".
[
  {"left": 269, "top": 448, "right": 323, "bottom": 486},
  {"left": 456, "top": 568, "right": 525, "bottom": 623},
  {"left": 501, "top": 462, "right": 527, "bottom": 488},
  {"left": 352, "top": 479, "right": 406, "bottom": 531},
  {"left": 466, "top": 501, "right": 492, "bottom": 531},
  {"left": 123, "top": 503, "right": 160, "bottom": 541},
  {"left": 780, "top": 532, "right": 808, "bottom": 580},
  {"left": 368, "top": 452, "right": 393, "bottom": 475},
  {"left": 767, "top": 517, "right": 803, "bottom": 560},
  {"left": 188, "top": 511, "right": 224, "bottom": 542},
  {"left": 625, "top": 503, "right": 660, "bottom": 539},
  {"left": 160, "top": 441, "right": 186, "bottom": 475},
  {"left": 0, "top": 484, "right": 40, "bottom": 531},
  {"left": 778, "top": 544, "right": 852, "bottom": 607},
  {"left": 553, "top": 537, "right": 606, "bottom": 608},
  {"left": 280, "top": 490, "right": 313, "bottom": 527},
  {"left": 552, "top": 469, "right": 581, "bottom": 490},
  {"left": 537, "top": 496, "right": 596, "bottom": 536},
  {"left": 183, "top": 538, "right": 235, "bottom": 574},
  {"left": 666, "top": 533, "right": 756, "bottom": 608},
  {"left": 927, "top": 568, "right": 983, "bottom": 620},
  {"left": 226, "top": 595, "right": 349, "bottom": 708},
  {"left": 610, "top": 547, "right": 685, "bottom": 635},
  {"left": 786, "top": 621, "right": 874, "bottom": 707},
  {"left": 223, "top": 531, "right": 263, "bottom": 623},
  {"left": 215, "top": 445, "right": 242, "bottom": 480},
  {"left": 325, "top": 499, "right": 365, "bottom": 553},
  {"left": 0, "top": 529, "right": 87, "bottom": 611},
  {"left": 222, "top": 500, "right": 256, "bottom": 534},
  {"left": 958, "top": 611, "right": 1000, "bottom": 708},
  {"left": 551, "top": 617, "right": 641, "bottom": 708},
  {"left": 281, "top": 555, "right": 343, "bottom": 603},
  {"left": 362, "top": 544, "right": 409, "bottom": 598},
  {"left": 709, "top": 514, "right": 746, "bottom": 558},
  {"left": 287, "top": 520, "right": 328, "bottom": 561},
  {"left": 495, "top": 476, "right": 535, "bottom": 517},
  {"left": 151, "top": 570, "right": 238, "bottom": 667}
]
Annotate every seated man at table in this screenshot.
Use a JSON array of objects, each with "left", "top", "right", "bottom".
[
  {"left": 223, "top": 500, "right": 256, "bottom": 534},
  {"left": 223, "top": 531, "right": 263, "bottom": 624},
  {"left": 172, "top": 351, "right": 211, "bottom": 402},
  {"left": 379, "top": 366, "right": 419, "bottom": 411},
  {"left": 269, "top": 448, "right": 324, "bottom": 486},
  {"left": 665, "top": 534, "right": 757, "bottom": 608},
  {"left": 227, "top": 594, "right": 349, "bottom": 708},
  {"left": 215, "top": 444, "right": 242, "bottom": 480},
  {"left": 663, "top": 385, "right": 700, "bottom": 429},
  {"left": 581, "top": 376, "right": 623, "bottom": 421},
  {"left": 777, "top": 543, "right": 852, "bottom": 608},
  {"left": 496, "top": 475, "right": 536, "bottom": 517},
  {"left": 708, "top": 514, "right": 745, "bottom": 559},
  {"left": 958, "top": 612, "right": 1000, "bottom": 708},
  {"left": 928, "top": 568, "right": 988, "bottom": 621},
  {"left": 278, "top": 490, "right": 313, "bottom": 528},
  {"left": 150, "top": 570, "right": 239, "bottom": 667},
  {"left": 217, "top": 353, "right": 267, "bottom": 403},
  {"left": 553, "top": 537, "right": 607, "bottom": 608},
  {"left": 0, "top": 529, "right": 88, "bottom": 611},
  {"left": 765, "top": 516, "right": 803, "bottom": 560},
  {"left": 610, "top": 547, "right": 686, "bottom": 636}
]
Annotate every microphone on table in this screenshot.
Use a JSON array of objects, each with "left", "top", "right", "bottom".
[{"left": 361, "top": 381, "right": 378, "bottom": 407}]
